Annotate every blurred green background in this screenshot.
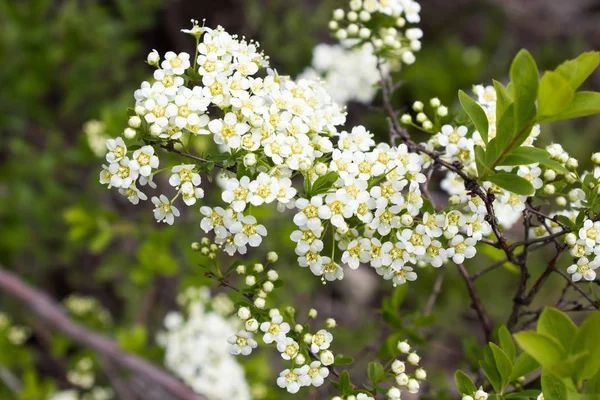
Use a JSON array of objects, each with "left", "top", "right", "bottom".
[{"left": 1, "top": 0, "right": 600, "bottom": 399}]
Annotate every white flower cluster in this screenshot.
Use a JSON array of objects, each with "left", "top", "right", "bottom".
[
  {"left": 299, "top": 42, "right": 383, "bottom": 106},
  {"left": 461, "top": 388, "right": 489, "bottom": 400},
  {"left": 565, "top": 218, "right": 600, "bottom": 281},
  {"left": 329, "top": 0, "right": 422, "bottom": 67},
  {"left": 50, "top": 358, "right": 113, "bottom": 400},
  {"left": 0, "top": 311, "right": 30, "bottom": 346},
  {"left": 49, "top": 388, "right": 113, "bottom": 400},
  {"left": 225, "top": 255, "right": 334, "bottom": 395},
  {"left": 159, "top": 287, "right": 251, "bottom": 400},
  {"left": 385, "top": 340, "right": 427, "bottom": 398}
]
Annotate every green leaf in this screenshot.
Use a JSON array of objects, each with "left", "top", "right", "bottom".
[
  {"left": 334, "top": 355, "right": 354, "bottom": 366},
  {"left": 499, "top": 147, "right": 570, "bottom": 174},
  {"left": 510, "top": 49, "right": 539, "bottom": 135},
  {"left": 587, "top": 369, "right": 600, "bottom": 394},
  {"left": 368, "top": 362, "right": 385, "bottom": 385},
  {"left": 486, "top": 172, "right": 535, "bottom": 196},
  {"left": 309, "top": 171, "right": 339, "bottom": 196},
  {"left": 482, "top": 345, "right": 503, "bottom": 393},
  {"left": 541, "top": 370, "right": 568, "bottom": 400},
  {"left": 571, "top": 312, "right": 600, "bottom": 379},
  {"left": 509, "top": 353, "right": 540, "bottom": 382},
  {"left": 537, "top": 308, "right": 578, "bottom": 353},
  {"left": 494, "top": 79, "right": 513, "bottom": 121},
  {"left": 498, "top": 325, "right": 516, "bottom": 362},
  {"left": 549, "top": 352, "right": 590, "bottom": 380},
  {"left": 555, "top": 51, "right": 600, "bottom": 90},
  {"left": 338, "top": 370, "right": 351, "bottom": 394},
  {"left": 490, "top": 343, "right": 514, "bottom": 392},
  {"left": 459, "top": 90, "right": 490, "bottom": 143},
  {"left": 454, "top": 370, "right": 477, "bottom": 396},
  {"left": 504, "top": 390, "right": 542, "bottom": 399},
  {"left": 514, "top": 331, "right": 566, "bottom": 368},
  {"left": 538, "top": 71, "right": 575, "bottom": 117},
  {"left": 475, "top": 145, "right": 493, "bottom": 179},
  {"left": 539, "top": 92, "right": 600, "bottom": 123}
]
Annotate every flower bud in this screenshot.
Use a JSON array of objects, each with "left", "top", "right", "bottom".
[
  {"left": 257, "top": 289, "right": 267, "bottom": 298},
  {"left": 556, "top": 196, "right": 567, "bottom": 207},
  {"left": 462, "top": 397, "right": 474, "bottom": 400},
  {"left": 567, "top": 158, "right": 578, "bottom": 170},
  {"left": 295, "top": 354, "right": 306, "bottom": 365},
  {"left": 285, "top": 306, "right": 295, "bottom": 316},
  {"left": 347, "top": 11, "right": 358, "bottom": 21},
  {"left": 430, "top": 98, "right": 441, "bottom": 108},
  {"left": 412, "top": 101, "right": 424, "bottom": 112},
  {"left": 254, "top": 297, "right": 265, "bottom": 309},
  {"left": 134, "top": 105, "right": 146, "bottom": 116},
  {"left": 402, "top": 51, "right": 416, "bottom": 64},
  {"left": 320, "top": 350, "right": 334, "bottom": 366},
  {"left": 349, "top": 0, "right": 361, "bottom": 11},
  {"left": 422, "top": 121, "right": 433, "bottom": 130},
  {"left": 253, "top": 263, "right": 264, "bottom": 273},
  {"left": 315, "top": 163, "right": 328, "bottom": 176},
  {"left": 395, "top": 372, "right": 409, "bottom": 386},
  {"left": 328, "top": 20, "right": 339, "bottom": 30},
  {"left": 449, "top": 194, "right": 461, "bottom": 206},
  {"left": 336, "top": 29, "right": 347, "bottom": 40},
  {"left": 308, "top": 308, "right": 318, "bottom": 319},
  {"left": 347, "top": 24, "right": 359, "bottom": 35},
  {"left": 416, "top": 112, "right": 426, "bottom": 123},
  {"left": 303, "top": 333, "right": 313, "bottom": 344},
  {"left": 401, "top": 214, "right": 413, "bottom": 226},
  {"left": 475, "top": 389, "right": 488, "bottom": 400},
  {"left": 359, "top": 27, "right": 371, "bottom": 39},
  {"left": 243, "top": 153, "right": 257, "bottom": 167},
  {"left": 267, "top": 270, "right": 279, "bottom": 281},
  {"left": 245, "top": 318, "right": 259, "bottom": 332},
  {"left": 123, "top": 128, "right": 137, "bottom": 139},
  {"left": 147, "top": 49, "right": 160, "bottom": 66},
  {"left": 400, "top": 114, "right": 412, "bottom": 124},
  {"left": 407, "top": 352, "right": 420, "bottom": 365},
  {"left": 236, "top": 265, "right": 246, "bottom": 275},
  {"left": 437, "top": 106, "right": 448, "bottom": 117},
  {"left": 266, "top": 251, "right": 279, "bottom": 263},
  {"left": 294, "top": 324, "right": 304, "bottom": 333},
  {"left": 149, "top": 123, "right": 162, "bottom": 137},
  {"left": 237, "top": 307, "right": 251, "bottom": 320},
  {"left": 565, "top": 233, "right": 577, "bottom": 246},
  {"left": 415, "top": 368, "right": 427, "bottom": 380},
  {"left": 397, "top": 340, "right": 411, "bottom": 353},
  {"left": 325, "top": 318, "right": 336, "bottom": 328},
  {"left": 201, "top": 237, "right": 210, "bottom": 245},
  {"left": 388, "top": 387, "right": 401, "bottom": 399},
  {"left": 210, "top": 244, "right": 218, "bottom": 251},
  {"left": 544, "top": 169, "right": 556, "bottom": 181},
  {"left": 543, "top": 184, "right": 555, "bottom": 195},
  {"left": 191, "top": 242, "right": 201, "bottom": 251},
  {"left": 592, "top": 152, "right": 600, "bottom": 164},
  {"left": 128, "top": 116, "right": 141, "bottom": 129},
  {"left": 263, "top": 281, "right": 274, "bottom": 293},
  {"left": 359, "top": 10, "right": 371, "bottom": 21},
  {"left": 396, "top": 17, "right": 406, "bottom": 27},
  {"left": 407, "top": 378, "right": 420, "bottom": 393},
  {"left": 391, "top": 359, "right": 405, "bottom": 374},
  {"left": 245, "top": 275, "right": 256, "bottom": 286},
  {"left": 269, "top": 308, "right": 280, "bottom": 318},
  {"left": 333, "top": 8, "right": 345, "bottom": 20}
]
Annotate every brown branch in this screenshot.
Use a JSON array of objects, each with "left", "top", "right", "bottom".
[
  {"left": 424, "top": 270, "right": 445, "bottom": 315},
  {"left": 160, "top": 143, "right": 236, "bottom": 172},
  {"left": 554, "top": 268, "right": 600, "bottom": 309},
  {"left": 0, "top": 265, "right": 203, "bottom": 400},
  {"left": 456, "top": 263, "right": 492, "bottom": 342}
]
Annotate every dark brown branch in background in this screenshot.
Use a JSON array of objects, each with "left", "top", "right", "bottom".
[
  {"left": 0, "top": 265, "right": 204, "bottom": 400},
  {"left": 456, "top": 263, "right": 493, "bottom": 341}
]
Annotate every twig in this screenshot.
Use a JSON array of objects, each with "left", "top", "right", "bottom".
[
  {"left": 455, "top": 263, "right": 492, "bottom": 341},
  {"left": 0, "top": 265, "right": 203, "bottom": 400},
  {"left": 554, "top": 269, "right": 600, "bottom": 309},
  {"left": 160, "top": 143, "right": 236, "bottom": 173},
  {"left": 424, "top": 270, "right": 445, "bottom": 315}
]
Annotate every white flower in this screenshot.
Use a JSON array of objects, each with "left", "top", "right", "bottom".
[
  {"left": 118, "top": 185, "right": 147, "bottom": 205},
  {"left": 105, "top": 137, "right": 127, "bottom": 163},
  {"left": 248, "top": 173, "right": 279, "bottom": 206},
  {"left": 129, "top": 145, "right": 159, "bottom": 177},
  {"left": 341, "top": 238, "right": 370, "bottom": 269},
  {"left": 222, "top": 176, "right": 252, "bottom": 212},
  {"left": 579, "top": 219, "right": 600, "bottom": 248},
  {"left": 310, "top": 329, "right": 333, "bottom": 353},
  {"left": 304, "top": 361, "right": 329, "bottom": 387},
  {"left": 259, "top": 315, "right": 290, "bottom": 344},
  {"left": 161, "top": 51, "right": 191, "bottom": 75},
  {"left": 209, "top": 112, "right": 250, "bottom": 149},
  {"left": 319, "top": 350, "right": 335, "bottom": 366},
  {"left": 151, "top": 195, "right": 180, "bottom": 225},
  {"left": 229, "top": 214, "right": 267, "bottom": 249},
  {"left": 109, "top": 157, "right": 138, "bottom": 189},
  {"left": 566, "top": 257, "right": 599, "bottom": 282},
  {"left": 180, "top": 182, "right": 204, "bottom": 206},
  {"left": 227, "top": 330, "right": 258, "bottom": 355},
  {"left": 447, "top": 235, "right": 477, "bottom": 264},
  {"left": 276, "top": 337, "right": 300, "bottom": 360},
  {"left": 169, "top": 164, "right": 201, "bottom": 188},
  {"left": 311, "top": 257, "right": 344, "bottom": 281},
  {"left": 276, "top": 367, "right": 310, "bottom": 394}
]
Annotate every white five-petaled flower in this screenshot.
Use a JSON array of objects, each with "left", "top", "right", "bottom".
[
  {"left": 259, "top": 315, "right": 290, "bottom": 344},
  {"left": 151, "top": 195, "right": 180, "bottom": 225},
  {"left": 227, "top": 330, "right": 258, "bottom": 356},
  {"left": 566, "top": 256, "right": 599, "bottom": 282},
  {"left": 310, "top": 329, "right": 333, "bottom": 353},
  {"left": 276, "top": 337, "right": 300, "bottom": 360}
]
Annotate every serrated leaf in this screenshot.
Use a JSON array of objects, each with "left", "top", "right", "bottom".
[
  {"left": 454, "top": 370, "right": 477, "bottom": 396},
  {"left": 537, "top": 307, "right": 578, "bottom": 353},
  {"left": 486, "top": 172, "right": 535, "bottom": 196},
  {"left": 460, "top": 90, "right": 490, "bottom": 143},
  {"left": 490, "top": 343, "right": 513, "bottom": 392},
  {"left": 555, "top": 51, "right": 600, "bottom": 90},
  {"left": 498, "top": 325, "right": 516, "bottom": 362},
  {"left": 514, "top": 331, "right": 566, "bottom": 368},
  {"left": 538, "top": 71, "right": 575, "bottom": 117}
]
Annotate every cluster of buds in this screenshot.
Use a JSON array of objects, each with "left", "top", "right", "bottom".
[
  {"left": 191, "top": 237, "right": 219, "bottom": 259},
  {"left": 329, "top": 0, "right": 422, "bottom": 69},
  {"left": 400, "top": 98, "right": 449, "bottom": 133}
]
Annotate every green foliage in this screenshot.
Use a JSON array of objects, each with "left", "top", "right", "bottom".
[
  {"left": 459, "top": 90, "right": 490, "bottom": 143},
  {"left": 455, "top": 370, "right": 477, "bottom": 396},
  {"left": 486, "top": 172, "right": 534, "bottom": 196}
]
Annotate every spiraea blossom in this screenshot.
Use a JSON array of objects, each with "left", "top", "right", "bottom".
[{"left": 158, "top": 287, "right": 251, "bottom": 400}]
